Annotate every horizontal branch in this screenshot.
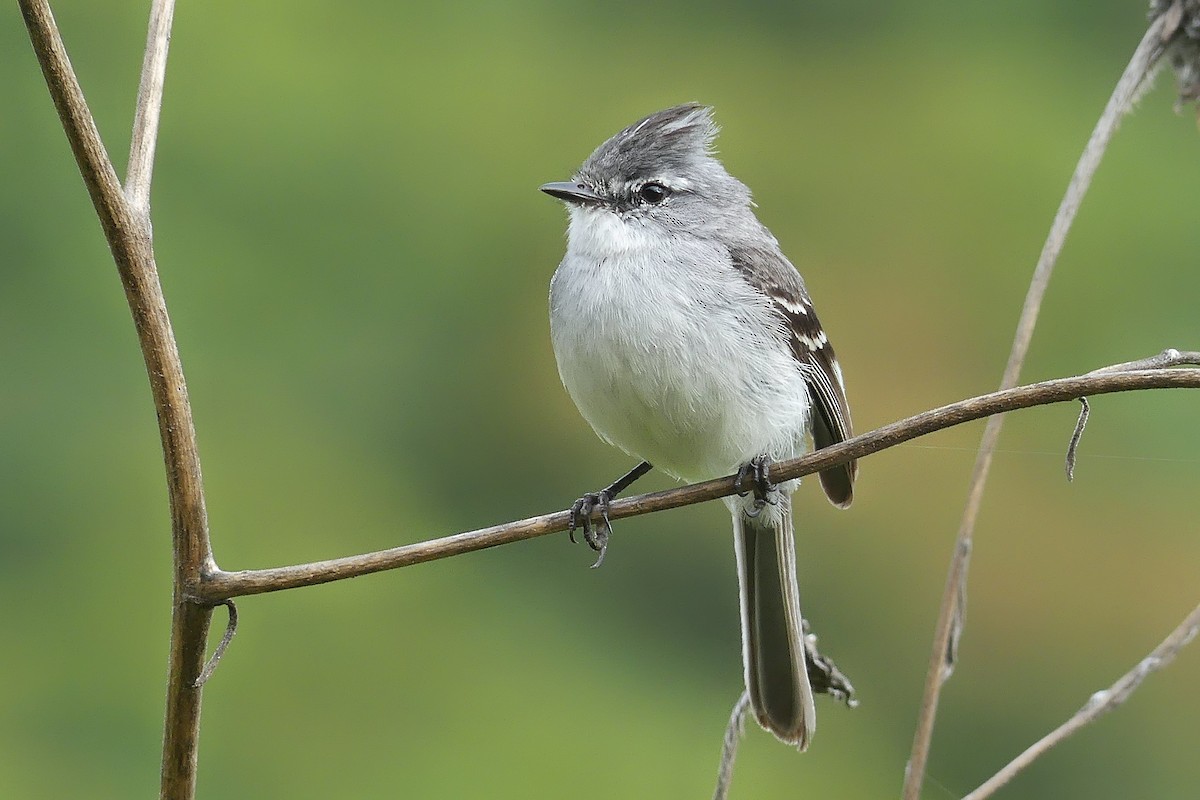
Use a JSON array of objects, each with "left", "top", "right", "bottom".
[{"left": 194, "top": 358, "right": 1200, "bottom": 602}]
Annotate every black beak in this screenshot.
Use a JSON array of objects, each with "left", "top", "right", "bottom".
[{"left": 539, "top": 181, "right": 606, "bottom": 206}]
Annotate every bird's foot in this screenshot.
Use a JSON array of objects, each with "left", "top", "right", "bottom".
[
  {"left": 735, "top": 455, "right": 778, "bottom": 518},
  {"left": 569, "top": 490, "right": 613, "bottom": 569},
  {"left": 803, "top": 621, "right": 858, "bottom": 708}
]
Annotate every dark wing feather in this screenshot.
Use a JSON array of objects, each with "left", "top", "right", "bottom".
[{"left": 729, "top": 243, "right": 857, "bottom": 508}]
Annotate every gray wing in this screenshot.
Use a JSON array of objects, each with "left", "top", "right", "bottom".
[{"left": 728, "top": 242, "right": 857, "bottom": 508}]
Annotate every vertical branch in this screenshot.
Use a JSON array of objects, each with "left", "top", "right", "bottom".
[
  {"left": 160, "top": 602, "right": 214, "bottom": 800},
  {"left": 126, "top": 0, "right": 175, "bottom": 209},
  {"left": 900, "top": 14, "right": 1176, "bottom": 800},
  {"left": 19, "top": 2, "right": 211, "bottom": 799}
]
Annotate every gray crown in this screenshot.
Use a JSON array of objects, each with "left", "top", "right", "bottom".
[{"left": 578, "top": 103, "right": 718, "bottom": 184}]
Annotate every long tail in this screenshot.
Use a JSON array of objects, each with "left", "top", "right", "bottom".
[{"left": 732, "top": 498, "right": 815, "bottom": 749}]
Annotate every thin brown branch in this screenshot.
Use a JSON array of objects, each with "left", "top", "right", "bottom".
[
  {"left": 160, "top": 603, "right": 212, "bottom": 800},
  {"left": 126, "top": 0, "right": 175, "bottom": 209},
  {"left": 962, "top": 601, "right": 1200, "bottom": 800},
  {"left": 901, "top": 14, "right": 1176, "bottom": 798},
  {"left": 196, "top": 363, "right": 1200, "bottom": 602},
  {"left": 20, "top": 3, "right": 210, "bottom": 799}
]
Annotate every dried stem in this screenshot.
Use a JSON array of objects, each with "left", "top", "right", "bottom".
[
  {"left": 1064, "top": 397, "right": 1090, "bottom": 481},
  {"left": 194, "top": 600, "right": 238, "bottom": 689},
  {"left": 963, "top": 601, "right": 1200, "bottom": 800},
  {"left": 19, "top": 2, "right": 210, "bottom": 799},
  {"left": 900, "top": 15, "right": 1176, "bottom": 799},
  {"left": 196, "top": 362, "right": 1200, "bottom": 602},
  {"left": 713, "top": 692, "right": 751, "bottom": 800},
  {"left": 126, "top": 0, "right": 175, "bottom": 209}
]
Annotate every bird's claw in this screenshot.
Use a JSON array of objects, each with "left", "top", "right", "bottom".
[
  {"left": 569, "top": 490, "right": 613, "bottom": 568},
  {"left": 735, "top": 455, "right": 777, "bottom": 518}
]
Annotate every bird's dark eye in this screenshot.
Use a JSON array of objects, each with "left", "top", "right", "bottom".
[{"left": 637, "top": 182, "right": 670, "bottom": 205}]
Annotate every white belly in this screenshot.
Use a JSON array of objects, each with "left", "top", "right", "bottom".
[{"left": 549, "top": 227, "right": 812, "bottom": 484}]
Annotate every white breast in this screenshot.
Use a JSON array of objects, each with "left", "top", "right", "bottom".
[{"left": 548, "top": 207, "right": 812, "bottom": 484}]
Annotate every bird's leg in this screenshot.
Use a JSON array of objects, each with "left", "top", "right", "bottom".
[
  {"left": 734, "top": 454, "right": 778, "bottom": 518},
  {"left": 569, "top": 460, "right": 653, "bottom": 568}
]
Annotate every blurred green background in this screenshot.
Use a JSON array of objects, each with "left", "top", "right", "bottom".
[{"left": 3, "top": 1, "right": 1198, "bottom": 797}]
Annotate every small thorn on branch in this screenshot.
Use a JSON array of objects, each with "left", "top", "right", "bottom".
[
  {"left": 1065, "top": 397, "right": 1091, "bottom": 482},
  {"left": 194, "top": 599, "right": 237, "bottom": 688}
]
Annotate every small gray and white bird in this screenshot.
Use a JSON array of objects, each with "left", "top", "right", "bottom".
[{"left": 541, "top": 103, "right": 857, "bottom": 749}]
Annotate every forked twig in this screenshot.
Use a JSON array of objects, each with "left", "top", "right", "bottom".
[{"left": 19, "top": 2, "right": 212, "bottom": 799}]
